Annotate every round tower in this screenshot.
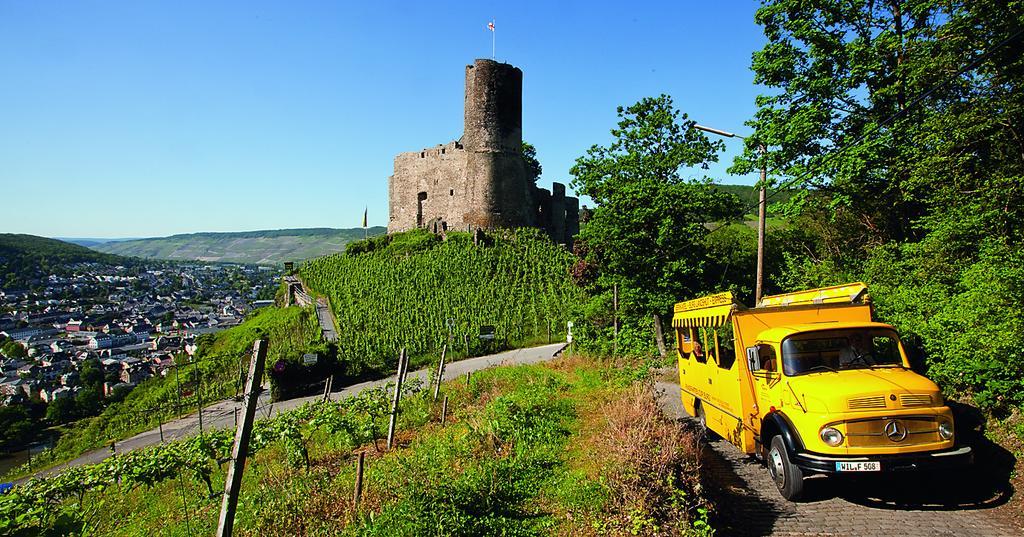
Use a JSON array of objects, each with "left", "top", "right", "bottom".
[
  {"left": 463, "top": 59, "right": 523, "bottom": 152},
  {"left": 462, "top": 59, "right": 532, "bottom": 228}
]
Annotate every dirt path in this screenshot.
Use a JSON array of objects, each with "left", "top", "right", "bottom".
[{"left": 655, "top": 379, "right": 1023, "bottom": 537}]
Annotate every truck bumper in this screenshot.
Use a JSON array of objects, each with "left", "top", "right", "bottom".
[{"left": 792, "top": 445, "right": 973, "bottom": 475}]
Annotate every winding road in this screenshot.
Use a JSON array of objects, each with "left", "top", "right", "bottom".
[{"left": 18, "top": 343, "right": 566, "bottom": 484}]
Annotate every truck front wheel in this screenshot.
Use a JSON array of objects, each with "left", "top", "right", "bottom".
[{"left": 767, "top": 435, "right": 804, "bottom": 500}]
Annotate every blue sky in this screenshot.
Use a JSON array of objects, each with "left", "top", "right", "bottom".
[{"left": 0, "top": 1, "right": 767, "bottom": 238}]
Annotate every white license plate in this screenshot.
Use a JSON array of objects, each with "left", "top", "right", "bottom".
[{"left": 836, "top": 461, "right": 880, "bottom": 472}]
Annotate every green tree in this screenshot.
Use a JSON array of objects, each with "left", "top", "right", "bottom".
[
  {"left": 0, "top": 405, "right": 34, "bottom": 452},
  {"left": 741, "top": 0, "right": 1024, "bottom": 411},
  {"left": 75, "top": 387, "right": 103, "bottom": 417},
  {"left": 2, "top": 340, "right": 26, "bottom": 359},
  {"left": 79, "top": 359, "right": 104, "bottom": 391},
  {"left": 46, "top": 397, "right": 77, "bottom": 424},
  {"left": 569, "top": 94, "right": 742, "bottom": 353},
  {"left": 522, "top": 141, "right": 542, "bottom": 185}
]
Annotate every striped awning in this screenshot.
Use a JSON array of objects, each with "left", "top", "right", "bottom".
[{"left": 672, "top": 304, "right": 733, "bottom": 328}]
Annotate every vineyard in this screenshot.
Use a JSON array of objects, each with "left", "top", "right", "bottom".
[
  {"left": 300, "top": 228, "right": 585, "bottom": 375},
  {"left": 0, "top": 376, "right": 425, "bottom": 536},
  {"left": 0, "top": 355, "right": 712, "bottom": 536}
]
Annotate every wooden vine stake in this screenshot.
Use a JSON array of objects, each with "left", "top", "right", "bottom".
[
  {"left": 441, "top": 395, "right": 449, "bottom": 426},
  {"left": 433, "top": 344, "right": 447, "bottom": 401},
  {"left": 216, "top": 338, "right": 268, "bottom": 537},
  {"left": 353, "top": 451, "right": 366, "bottom": 507},
  {"left": 386, "top": 348, "right": 408, "bottom": 450}
]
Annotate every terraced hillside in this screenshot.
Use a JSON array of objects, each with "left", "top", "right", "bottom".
[{"left": 93, "top": 227, "right": 387, "bottom": 265}]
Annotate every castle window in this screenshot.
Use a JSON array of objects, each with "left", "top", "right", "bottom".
[
  {"left": 420, "top": 152, "right": 425, "bottom": 158},
  {"left": 450, "top": 189, "right": 454, "bottom": 196},
  {"left": 417, "top": 192, "right": 428, "bottom": 227},
  {"left": 441, "top": 148, "right": 446, "bottom": 154}
]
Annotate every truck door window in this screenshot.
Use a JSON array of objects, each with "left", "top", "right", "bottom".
[{"left": 758, "top": 344, "right": 777, "bottom": 373}]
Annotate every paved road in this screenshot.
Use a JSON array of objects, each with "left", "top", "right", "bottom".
[
  {"left": 19, "top": 343, "right": 565, "bottom": 484},
  {"left": 655, "top": 379, "right": 1022, "bottom": 537},
  {"left": 315, "top": 297, "right": 338, "bottom": 342}
]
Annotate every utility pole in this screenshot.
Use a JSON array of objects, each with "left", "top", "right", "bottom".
[
  {"left": 612, "top": 283, "right": 618, "bottom": 358},
  {"left": 693, "top": 124, "right": 768, "bottom": 304},
  {"left": 216, "top": 339, "right": 268, "bottom": 537},
  {"left": 755, "top": 143, "right": 767, "bottom": 305}
]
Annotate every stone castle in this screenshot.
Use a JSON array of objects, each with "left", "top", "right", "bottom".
[{"left": 387, "top": 59, "right": 579, "bottom": 246}]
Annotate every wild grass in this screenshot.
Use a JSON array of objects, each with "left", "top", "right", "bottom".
[{"left": 50, "top": 355, "right": 713, "bottom": 536}]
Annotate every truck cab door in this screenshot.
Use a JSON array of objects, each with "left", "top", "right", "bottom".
[{"left": 746, "top": 343, "right": 782, "bottom": 432}]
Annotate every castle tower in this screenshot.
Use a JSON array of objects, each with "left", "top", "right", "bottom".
[{"left": 461, "top": 59, "right": 532, "bottom": 228}]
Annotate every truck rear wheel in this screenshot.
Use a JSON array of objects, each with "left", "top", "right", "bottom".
[
  {"left": 694, "top": 400, "right": 718, "bottom": 440},
  {"left": 767, "top": 435, "right": 804, "bottom": 500}
]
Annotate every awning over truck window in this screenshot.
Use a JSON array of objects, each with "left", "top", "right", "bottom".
[{"left": 672, "top": 304, "right": 733, "bottom": 328}]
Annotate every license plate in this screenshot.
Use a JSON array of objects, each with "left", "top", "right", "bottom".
[{"left": 836, "top": 461, "right": 880, "bottom": 472}]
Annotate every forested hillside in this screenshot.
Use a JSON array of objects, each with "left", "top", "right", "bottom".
[
  {"left": 301, "top": 228, "right": 584, "bottom": 374},
  {"left": 0, "top": 234, "right": 126, "bottom": 289},
  {"left": 93, "top": 227, "right": 386, "bottom": 265}
]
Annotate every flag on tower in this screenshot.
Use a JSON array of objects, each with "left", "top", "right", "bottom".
[
  {"left": 487, "top": 20, "right": 496, "bottom": 59},
  {"left": 362, "top": 207, "right": 367, "bottom": 228}
]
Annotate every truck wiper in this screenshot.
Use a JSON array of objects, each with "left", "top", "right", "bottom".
[{"left": 804, "top": 364, "right": 837, "bottom": 374}]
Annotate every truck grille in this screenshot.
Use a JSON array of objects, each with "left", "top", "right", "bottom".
[
  {"left": 844, "top": 416, "right": 940, "bottom": 447},
  {"left": 900, "top": 394, "right": 932, "bottom": 408},
  {"left": 848, "top": 396, "right": 886, "bottom": 410}
]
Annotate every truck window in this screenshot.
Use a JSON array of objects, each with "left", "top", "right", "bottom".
[
  {"left": 695, "top": 327, "right": 710, "bottom": 364},
  {"left": 716, "top": 323, "right": 736, "bottom": 369},
  {"left": 758, "top": 344, "right": 777, "bottom": 373},
  {"left": 782, "top": 328, "right": 905, "bottom": 376},
  {"left": 676, "top": 328, "right": 691, "bottom": 360}
]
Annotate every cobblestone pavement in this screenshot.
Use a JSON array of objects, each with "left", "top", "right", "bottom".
[{"left": 655, "top": 380, "right": 1023, "bottom": 537}]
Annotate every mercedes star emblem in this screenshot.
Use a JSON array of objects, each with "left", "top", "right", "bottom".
[{"left": 884, "top": 419, "right": 907, "bottom": 442}]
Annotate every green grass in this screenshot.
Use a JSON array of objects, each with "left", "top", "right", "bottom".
[{"left": 20, "top": 356, "right": 713, "bottom": 536}]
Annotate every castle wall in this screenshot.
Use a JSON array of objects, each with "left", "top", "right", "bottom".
[
  {"left": 386, "top": 58, "right": 578, "bottom": 244},
  {"left": 388, "top": 142, "right": 468, "bottom": 233}
]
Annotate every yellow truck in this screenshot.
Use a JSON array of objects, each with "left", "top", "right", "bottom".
[{"left": 673, "top": 283, "right": 972, "bottom": 500}]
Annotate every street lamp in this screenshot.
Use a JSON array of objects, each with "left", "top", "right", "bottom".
[{"left": 693, "top": 124, "right": 768, "bottom": 305}]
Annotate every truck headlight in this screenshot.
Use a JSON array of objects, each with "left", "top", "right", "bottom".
[
  {"left": 820, "top": 426, "right": 844, "bottom": 447},
  {"left": 938, "top": 420, "right": 954, "bottom": 440}
]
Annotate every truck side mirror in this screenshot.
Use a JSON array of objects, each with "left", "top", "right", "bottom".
[{"left": 746, "top": 347, "right": 762, "bottom": 372}]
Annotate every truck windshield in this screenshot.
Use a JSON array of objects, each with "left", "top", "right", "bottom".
[{"left": 782, "top": 328, "right": 904, "bottom": 376}]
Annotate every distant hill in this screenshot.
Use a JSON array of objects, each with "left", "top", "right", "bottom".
[
  {"left": 92, "top": 227, "right": 388, "bottom": 265},
  {"left": 59, "top": 238, "right": 137, "bottom": 248},
  {"left": 713, "top": 183, "right": 802, "bottom": 213},
  {"left": 0, "top": 234, "right": 126, "bottom": 289}
]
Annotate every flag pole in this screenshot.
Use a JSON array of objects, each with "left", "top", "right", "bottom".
[{"left": 491, "top": 19, "right": 495, "bottom": 60}]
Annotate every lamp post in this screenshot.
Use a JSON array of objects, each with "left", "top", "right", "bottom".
[{"left": 693, "top": 124, "right": 768, "bottom": 305}]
